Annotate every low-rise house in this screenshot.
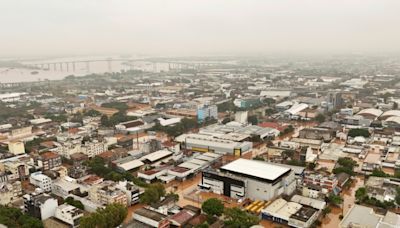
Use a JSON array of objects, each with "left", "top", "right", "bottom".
[
  {"left": 335, "top": 172, "right": 351, "bottom": 191},
  {"left": 116, "top": 181, "right": 142, "bottom": 206},
  {"left": 303, "top": 171, "right": 338, "bottom": 194},
  {"left": 23, "top": 192, "right": 58, "bottom": 220},
  {"left": 262, "top": 195, "right": 325, "bottom": 228},
  {"left": 298, "top": 127, "right": 334, "bottom": 142},
  {"left": 132, "top": 208, "right": 170, "bottom": 228},
  {"left": 168, "top": 209, "right": 196, "bottom": 227},
  {"left": 52, "top": 178, "right": 84, "bottom": 199},
  {"left": 362, "top": 153, "right": 382, "bottom": 173},
  {"left": 365, "top": 176, "right": 400, "bottom": 202},
  {"left": 0, "top": 181, "right": 22, "bottom": 205},
  {"left": 302, "top": 184, "right": 324, "bottom": 199},
  {"left": 290, "top": 138, "right": 323, "bottom": 153},
  {"left": 54, "top": 204, "right": 84, "bottom": 227},
  {"left": 3, "top": 160, "right": 30, "bottom": 180},
  {"left": 340, "top": 204, "right": 400, "bottom": 228},
  {"left": 88, "top": 181, "right": 128, "bottom": 206}
]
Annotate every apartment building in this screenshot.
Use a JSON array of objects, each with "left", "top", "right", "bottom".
[
  {"left": 303, "top": 171, "right": 338, "bottom": 193},
  {"left": 82, "top": 140, "right": 108, "bottom": 158},
  {"left": 89, "top": 181, "right": 128, "bottom": 206},
  {"left": 54, "top": 204, "right": 84, "bottom": 227},
  {"left": 23, "top": 193, "right": 58, "bottom": 220},
  {"left": 37, "top": 151, "right": 62, "bottom": 171},
  {"left": 29, "top": 172, "right": 52, "bottom": 192}
]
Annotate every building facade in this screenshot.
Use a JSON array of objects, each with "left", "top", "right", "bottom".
[
  {"left": 197, "top": 105, "right": 218, "bottom": 123},
  {"left": 201, "top": 159, "right": 296, "bottom": 201}
]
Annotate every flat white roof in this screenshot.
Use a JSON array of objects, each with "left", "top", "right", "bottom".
[
  {"left": 261, "top": 198, "right": 302, "bottom": 221},
  {"left": 290, "top": 195, "right": 326, "bottom": 210},
  {"left": 118, "top": 160, "right": 144, "bottom": 171},
  {"left": 178, "top": 162, "right": 201, "bottom": 170},
  {"left": 203, "top": 152, "right": 221, "bottom": 158},
  {"left": 140, "top": 149, "right": 173, "bottom": 162},
  {"left": 221, "top": 158, "right": 290, "bottom": 181},
  {"left": 196, "top": 154, "right": 216, "bottom": 162},
  {"left": 188, "top": 159, "right": 208, "bottom": 166}
]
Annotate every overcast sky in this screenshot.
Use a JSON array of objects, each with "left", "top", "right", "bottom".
[{"left": 1, "top": 0, "right": 400, "bottom": 57}]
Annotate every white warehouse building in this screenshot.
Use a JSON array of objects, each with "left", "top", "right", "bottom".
[
  {"left": 175, "top": 133, "right": 252, "bottom": 156},
  {"left": 201, "top": 159, "right": 296, "bottom": 201}
]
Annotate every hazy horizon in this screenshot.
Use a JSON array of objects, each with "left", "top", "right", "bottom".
[{"left": 1, "top": 0, "right": 400, "bottom": 58}]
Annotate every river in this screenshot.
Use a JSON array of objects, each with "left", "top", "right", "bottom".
[{"left": 0, "top": 56, "right": 171, "bottom": 83}]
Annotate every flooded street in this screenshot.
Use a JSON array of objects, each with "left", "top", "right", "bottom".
[{"left": 322, "top": 175, "right": 364, "bottom": 228}]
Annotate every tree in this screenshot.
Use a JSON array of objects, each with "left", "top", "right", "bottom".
[
  {"left": 45, "top": 113, "right": 68, "bottom": 122},
  {"left": 308, "top": 162, "right": 317, "bottom": 170},
  {"left": 195, "top": 223, "right": 209, "bottom": 228},
  {"left": 65, "top": 197, "right": 84, "bottom": 210},
  {"left": 105, "top": 171, "right": 124, "bottom": 182},
  {"left": 337, "top": 157, "right": 357, "bottom": 169},
  {"left": 322, "top": 207, "right": 331, "bottom": 217},
  {"left": 0, "top": 205, "right": 43, "bottom": 228},
  {"left": 370, "top": 169, "right": 389, "bottom": 177},
  {"left": 181, "top": 117, "right": 198, "bottom": 131},
  {"left": 395, "top": 187, "right": 400, "bottom": 205},
  {"left": 380, "top": 92, "right": 392, "bottom": 103},
  {"left": 140, "top": 183, "right": 166, "bottom": 205},
  {"left": 202, "top": 198, "right": 224, "bottom": 217},
  {"left": 85, "top": 109, "right": 101, "bottom": 117},
  {"left": 281, "top": 125, "right": 295, "bottom": 136},
  {"left": 152, "top": 183, "right": 166, "bottom": 198},
  {"left": 100, "top": 115, "right": 110, "bottom": 127},
  {"left": 265, "top": 108, "right": 275, "bottom": 115},
  {"left": 393, "top": 102, "right": 398, "bottom": 110},
  {"left": 355, "top": 187, "right": 367, "bottom": 203},
  {"left": 248, "top": 115, "right": 258, "bottom": 125},
  {"left": 348, "top": 128, "right": 370, "bottom": 138},
  {"left": 315, "top": 113, "right": 326, "bottom": 123},
  {"left": 333, "top": 157, "right": 358, "bottom": 176},
  {"left": 282, "top": 150, "right": 294, "bottom": 160},
  {"left": 101, "top": 102, "right": 129, "bottom": 111},
  {"left": 221, "top": 117, "right": 231, "bottom": 124},
  {"left": 253, "top": 156, "right": 265, "bottom": 161},
  {"left": 167, "top": 192, "right": 179, "bottom": 202},
  {"left": 223, "top": 207, "right": 260, "bottom": 228},
  {"left": 327, "top": 193, "right": 343, "bottom": 205},
  {"left": 140, "top": 187, "right": 160, "bottom": 205},
  {"left": 217, "top": 101, "right": 236, "bottom": 112},
  {"left": 86, "top": 156, "right": 112, "bottom": 177},
  {"left": 80, "top": 203, "right": 127, "bottom": 228}
]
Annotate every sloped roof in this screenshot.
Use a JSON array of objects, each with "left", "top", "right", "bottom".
[{"left": 357, "top": 108, "right": 383, "bottom": 117}]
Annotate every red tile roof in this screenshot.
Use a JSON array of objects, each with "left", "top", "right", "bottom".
[
  {"left": 169, "top": 210, "right": 195, "bottom": 225},
  {"left": 258, "top": 122, "right": 280, "bottom": 129},
  {"left": 40, "top": 151, "right": 59, "bottom": 160}
]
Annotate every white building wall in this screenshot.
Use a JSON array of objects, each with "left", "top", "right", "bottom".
[
  {"left": 55, "top": 205, "right": 83, "bottom": 226},
  {"left": 203, "top": 177, "right": 224, "bottom": 195},
  {"left": 39, "top": 198, "right": 58, "bottom": 220},
  {"left": 245, "top": 171, "right": 296, "bottom": 201},
  {"left": 29, "top": 173, "right": 52, "bottom": 192},
  {"left": 8, "top": 141, "right": 25, "bottom": 155}
]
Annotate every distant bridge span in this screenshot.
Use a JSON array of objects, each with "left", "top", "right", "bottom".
[{"left": 24, "top": 58, "right": 218, "bottom": 72}]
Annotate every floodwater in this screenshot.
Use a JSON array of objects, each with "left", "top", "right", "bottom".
[
  {"left": 322, "top": 175, "right": 364, "bottom": 228},
  {"left": 0, "top": 56, "right": 170, "bottom": 83}
]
